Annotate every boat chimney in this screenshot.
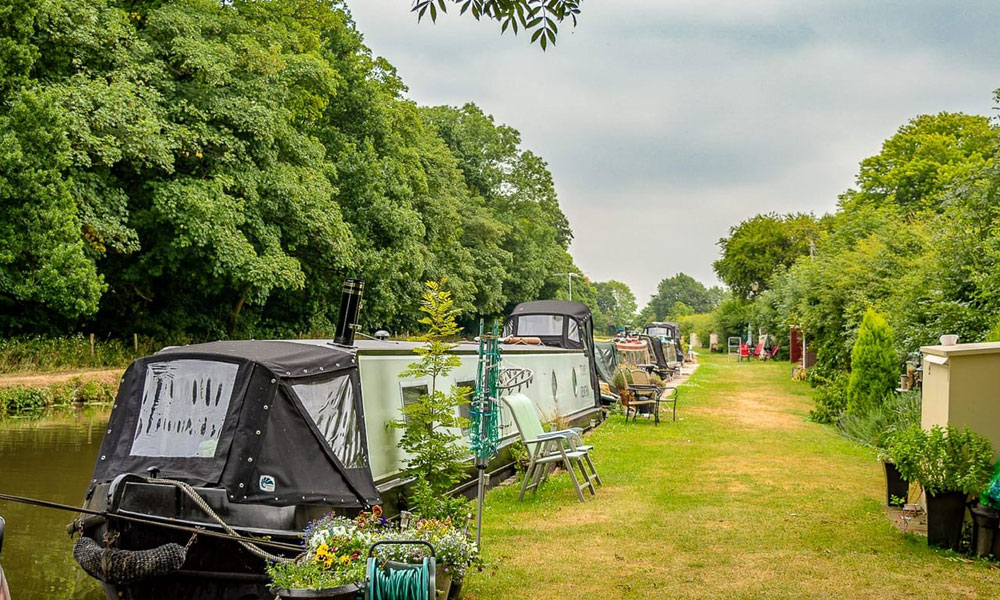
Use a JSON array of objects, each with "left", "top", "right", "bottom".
[{"left": 334, "top": 278, "right": 364, "bottom": 346}]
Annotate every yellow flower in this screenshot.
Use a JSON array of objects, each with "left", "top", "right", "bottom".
[{"left": 340, "top": 555, "right": 351, "bottom": 565}]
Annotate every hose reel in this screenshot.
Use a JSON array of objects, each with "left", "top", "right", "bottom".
[{"left": 365, "top": 540, "right": 436, "bottom": 600}]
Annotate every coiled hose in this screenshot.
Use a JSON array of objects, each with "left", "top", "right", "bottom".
[{"left": 365, "top": 541, "right": 436, "bottom": 600}]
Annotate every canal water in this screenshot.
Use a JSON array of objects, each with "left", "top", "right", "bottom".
[{"left": 0, "top": 410, "right": 108, "bottom": 600}]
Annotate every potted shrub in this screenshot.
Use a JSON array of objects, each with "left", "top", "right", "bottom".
[
  {"left": 267, "top": 509, "right": 386, "bottom": 599},
  {"left": 888, "top": 425, "right": 994, "bottom": 551},
  {"left": 840, "top": 391, "right": 920, "bottom": 507}
]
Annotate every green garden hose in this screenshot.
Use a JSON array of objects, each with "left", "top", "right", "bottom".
[{"left": 365, "top": 540, "right": 436, "bottom": 600}]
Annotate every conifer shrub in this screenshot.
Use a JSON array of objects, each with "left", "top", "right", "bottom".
[{"left": 846, "top": 309, "right": 899, "bottom": 417}]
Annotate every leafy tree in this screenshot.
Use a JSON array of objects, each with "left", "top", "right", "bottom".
[
  {"left": 0, "top": 88, "right": 105, "bottom": 330},
  {"left": 711, "top": 295, "right": 752, "bottom": 342},
  {"left": 422, "top": 103, "right": 573, "bottom": 316},
  {"left": 409, "top": 0, "right": 582, "bottom": 49},
  {"left": 713, "top": 213, "right": 822, "bottom": 300},
  {"left": 392, "top": 280, "right": 470, "bottom": 518},
  {"left": 0, "top": 0, "right": 585, "bottom": 340},
  {"left": 845, "top": 309, "right": 898, "bottom": 416},
  {"left": 641, "top": 273, "right": 720, "bottom": 321},
  {"left": 669, "top": 301, "right": 694, "bottom": 318},
  {"left": 592, "top": 280, "right": 637, "bottom": 334},
  {"left": 851, "top": 112, "right": 997, "bottom": 212}
]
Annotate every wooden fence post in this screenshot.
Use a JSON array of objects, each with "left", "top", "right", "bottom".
[
  {"left": 89, "top": 333, "right": 95, "bottom": 357},
  {"left": 134, "top": 333, "right": 139, "bottom": 352}
]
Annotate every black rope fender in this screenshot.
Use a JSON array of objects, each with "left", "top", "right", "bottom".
[{"left": 73, "top": 533, "right": 193, "bottom": 585}]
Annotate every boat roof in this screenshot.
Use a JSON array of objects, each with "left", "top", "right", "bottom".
[
  {"left": 305, "top": 339, "right": 578, "bottom": 355},
  {"left": 156, "top": 340, "right": 357, "bottom": 378},
  {"left": 508, "top": 300, "right": 592, "bottom": 321}
]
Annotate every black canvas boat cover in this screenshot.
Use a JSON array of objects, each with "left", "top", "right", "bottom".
[
  {"left": 508, "top": 300, "right": 593, "bottom": 321},
  {"left": 644, "top": 336, "right": 667, "bottom": 368},
  {"left": 90, "top": 341, "right": 380, "bottom": 508},
  {"left": 504, "top": 301, "right": 601, "bottom": 407}
]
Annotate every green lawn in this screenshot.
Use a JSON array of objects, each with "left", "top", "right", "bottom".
[{"left": 465, "top": 353, "right": 1000, "bottom": 599}]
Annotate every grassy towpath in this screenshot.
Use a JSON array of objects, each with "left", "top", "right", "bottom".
[{"left": 465, "top": 353, "right": 1000, "bottom": 599}]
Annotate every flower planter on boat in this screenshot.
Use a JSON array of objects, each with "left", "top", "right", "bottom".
[{"left": 271, "top": 582, "right": 363, "bottom": 600}]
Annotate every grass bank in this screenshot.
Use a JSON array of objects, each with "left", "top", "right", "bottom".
[
  {"left": 467, "top": 353, "right": 1000, "bottom": 599},
  {"left": 0, "top": 335, "right": 160, "bottom": 374},
  {"left": 0, "top": 377, "right": 118, "bottom": 419}
]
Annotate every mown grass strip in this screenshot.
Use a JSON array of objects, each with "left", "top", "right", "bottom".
[{"left": 466, "top": 353, "right": 1000, "bottom": 599}]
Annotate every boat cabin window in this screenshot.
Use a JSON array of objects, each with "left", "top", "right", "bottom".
[
  {"left": 567, "top": 319, "right": 580, "bottom": 343},
  {"left": 292, "top": 375, "right": 367, "bottom": 469},
  {"left": 129, "top": 360, "right": 239, "bottom": 459},
  {"left": 456, "top": 379, "right": 474, "bottom": 433},
  {"left": 517, "top": 315, "right": 563, "bottom": 337},
  {"left": 400, "top": 383, "right": 429, "bottom": 425},
  {"left": 646, "top": 327, "right": 670, "bottom": 338}
]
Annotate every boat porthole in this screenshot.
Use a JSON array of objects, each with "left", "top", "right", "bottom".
[{"left": 551, "top": 371, "right": 558, "bottom": 400}]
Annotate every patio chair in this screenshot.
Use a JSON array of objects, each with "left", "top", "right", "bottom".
[
  {"left": 503, "top": 393, "right": 601, "bottom": 502},
  {"left": 624, "top": 368, "right": 662, "bottom": 424},
  {"left": 738, "top": 343, "right": 750, "bottom": 362}
]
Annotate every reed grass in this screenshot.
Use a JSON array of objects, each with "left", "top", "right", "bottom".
[{"left": 0, "top": 335, "right": 163, "bottom": 374}]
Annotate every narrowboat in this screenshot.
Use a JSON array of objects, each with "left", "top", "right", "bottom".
[{"left": 74, "top": 294, "right": 602, "bottom": 599}]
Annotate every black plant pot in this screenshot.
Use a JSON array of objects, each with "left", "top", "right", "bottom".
[
  {"left": 925, "top": 491, "right": 968, "bottom": 551},
  {"left": 883, "top": 462, "right": 909, "bottom": 507},
  {"left": 447, "top": 575, "right": 463, "bottom": 600},
  {"left": 271, "top": 582, "right": 363, "bottom": 600},
  {"left": 970, "top": 503, "right": 1000, "bottom": 557}
]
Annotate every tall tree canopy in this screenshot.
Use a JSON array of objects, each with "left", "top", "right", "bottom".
[
  {"left": 0, "top": 0, "right": 581, "bottom": 339},
  {"left": 713, "top": 213, "right": 822, "bottom": 300},
  {"left": 639, "top": 273, "right": 722, "bottom": 324}
]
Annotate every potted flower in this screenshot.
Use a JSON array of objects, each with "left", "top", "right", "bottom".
[
  {"left": 888, "top": 425, "right": 994, "bottom": 550},
  {"left": 267, "top": 508, "right": 387, "bottom": 599}
]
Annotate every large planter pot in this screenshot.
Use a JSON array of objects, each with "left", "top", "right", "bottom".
[
  {"left": 970, "top": 503, "right": 1000, "bottom": 557},
  {"left": 271, "top": 582, "right": 363, "bottom": 600},
  {"left": 925, "top": 491, "right": 968, "bottom": 551},
  {"left": 447, "top": 575, "right": 463, "bottom": 600},
  {"left": 883, "top": 462, "right": 909, "bottom": 508}
]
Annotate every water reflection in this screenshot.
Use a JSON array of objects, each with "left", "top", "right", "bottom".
[{"left": 0, "top": 408, "right": 108, "bottom": 600}]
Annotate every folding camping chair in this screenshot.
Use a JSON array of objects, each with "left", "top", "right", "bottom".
[
  {"left": 738, "top": 343, "right": 750, "bottom": 362},
  {"left": 503, "top": 393, "right": 601, "bottom": 502}
]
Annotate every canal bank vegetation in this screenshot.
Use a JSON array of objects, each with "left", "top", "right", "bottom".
[
  {"left": 0, "top": 377, "right": 117, "bottom": 418},
  {"left": 708, "top": 107, "right": 1000, "bottom": 423},
  {"left": 0, "top": 335, "right": 161, "bottom": 374}
]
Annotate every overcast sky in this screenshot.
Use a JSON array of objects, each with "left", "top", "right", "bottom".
[{"left": 348, "top": 0, "right": 999, "bottom": 305}]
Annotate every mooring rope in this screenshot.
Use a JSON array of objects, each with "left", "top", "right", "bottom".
[
  {"left": 0, "top": 491, "right": 303, "bottom": 553},
  {"left": 147, "top": 478, "right": 294, "bottom": 563}
]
